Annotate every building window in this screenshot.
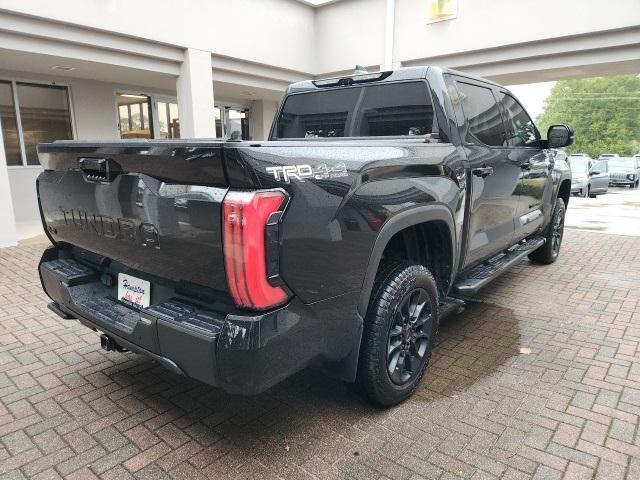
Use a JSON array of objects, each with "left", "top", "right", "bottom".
[
  {"left": 0, "top": 82, "right": 21, "bottom": 166},
  {"left": 158, "top": 101, "right": 180, "bottom": 138},
  {"left": 214, "top": 107, "right": 223, "bottom": 138},
  {"left": 427, "top": 0, "right": 458, "bottom": 23},
  {"left": 117, "top": 94, "right": 153, "bottom": 139},
  {"left": 0, "top": 81, "right": 73, "bottom": 167},
  {"left": 16, "top": 83, "right": 74, "bottom": 165}
]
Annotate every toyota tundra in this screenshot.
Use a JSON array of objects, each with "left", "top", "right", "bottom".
[{"left": 36, "top": 66, "right": 573, "bottom": 406}]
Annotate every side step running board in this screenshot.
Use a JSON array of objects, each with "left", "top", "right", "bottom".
[
  {"left": 439, "top": 297, "right": 465, "bottom": 321},
  {"left": 454, "top": 236, "right": 545, "bottom": 295}
]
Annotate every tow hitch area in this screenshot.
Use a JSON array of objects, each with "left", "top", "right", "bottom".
[{"left": 100, "top": 334, "right": 127, "bottom": 352}]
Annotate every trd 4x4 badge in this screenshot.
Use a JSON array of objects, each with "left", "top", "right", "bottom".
[{"left": 266, "top": 163, "right": 348, "bottom": 183}]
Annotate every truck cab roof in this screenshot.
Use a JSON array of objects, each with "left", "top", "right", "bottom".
[{"left": 285, "top": 65, "right": 503, "bottom": 95}]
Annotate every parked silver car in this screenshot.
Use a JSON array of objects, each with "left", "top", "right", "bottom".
[
  {"left": 570, "top": 156, "right": 609, "bottom": 197},
  {"left": 608, "top": 156, "right": 640, "bottom": 188},
  {"left": 570, "top": 155, "right": 593, "bottom": 197},
  {"left": 588, "top": 159, "right": 610, "bottom": 196}
]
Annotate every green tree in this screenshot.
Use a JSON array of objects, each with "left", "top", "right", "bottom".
[{"left": 537, "top": 75, "right": 640, "bottom": 157}]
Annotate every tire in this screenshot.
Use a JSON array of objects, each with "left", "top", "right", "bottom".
[
  {"left": 357, "top": 262, "right": 439, "bottom": 407},
  {"left": 529, "top": 198, "right": 566, "bottom": 265},
  {"left": 588, "top": 186, "right": 596, "bottom": 198},
  {"left": 582, "top": 186, "right": 589, "bottom": 198}
]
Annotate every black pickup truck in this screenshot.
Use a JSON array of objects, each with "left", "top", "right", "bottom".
[{"left": 36, "top": 67, "right": 573, "bottom": 406}]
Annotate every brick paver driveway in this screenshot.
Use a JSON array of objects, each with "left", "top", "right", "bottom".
[{"left": 1, "top": 230, "right": 639, "bottom": 480}]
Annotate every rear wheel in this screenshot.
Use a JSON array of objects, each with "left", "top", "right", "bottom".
[
  {"left": 357, "top": 262, "right": 439, "bottom": 407},
  {"left": 529, "top": 198, "right": 566, "bottom": 265}
]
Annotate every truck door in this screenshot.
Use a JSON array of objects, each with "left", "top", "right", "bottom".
[
  {"left": 453, "top": 80, "right": 520, "bottom": 268},
  {"left": 497, "top": 91, "right": 552, "bottom": 241}
]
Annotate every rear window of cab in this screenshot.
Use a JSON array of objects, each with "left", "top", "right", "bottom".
[{"left": 275, "top": 81, "right": 436, "bottom": 139}]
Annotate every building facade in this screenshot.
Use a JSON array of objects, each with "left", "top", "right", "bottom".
[{"left": 1, "top": 0, "right": 639, "bottom": 246}]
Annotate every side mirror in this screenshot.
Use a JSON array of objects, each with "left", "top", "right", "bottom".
[
  {"left": 547, "top": 124, "right": 574, "bottom": 148},
  {"left": 590, "top": 170, "right": 600, "bottom": 176}
]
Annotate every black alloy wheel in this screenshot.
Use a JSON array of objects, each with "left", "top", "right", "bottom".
[
  {"left": 550, "top": 201, "right": 565, "bottom": 255},
  {"left": 529, "top": 197, "right": 566, "bottom": 265},
  {"left": 386, "top": 288, "right": 433, "bottom": 385},
  {"left": 357, "top": 262, "right": 439, "bottom": 407}
]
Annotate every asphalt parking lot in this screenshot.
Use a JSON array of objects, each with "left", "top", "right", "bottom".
[
  {"left": 1, "top": 193, "right": 640, "bottom": 479},
  {"left": 565, "top": 186, "right": 640, "bottom": 236}
]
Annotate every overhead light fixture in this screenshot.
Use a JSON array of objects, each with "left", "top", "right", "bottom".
[
  {"left": 119, "top": 94, "right": 148, "bottom": 99},
  {"left": 51, "top": 65, "right": 76, "bottom": 71},
  {"left": 427, "top": 0, "right": 458, "bottom": 23}
]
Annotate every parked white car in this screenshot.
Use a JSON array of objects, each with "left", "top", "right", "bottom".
[{"left": 608, "top": 157, "right": 640, "bottom": 188}]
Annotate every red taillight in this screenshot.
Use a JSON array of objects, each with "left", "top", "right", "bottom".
[{"left": 222, "top": 190, "right": 289, "bottom": 310}]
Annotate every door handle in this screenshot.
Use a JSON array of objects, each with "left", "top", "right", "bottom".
[
  {"left": 472, "top": 166, "right": 493, "bottom": 178},
  {"left": 79, "top": 157, "right": 121, "bottom": 182}
]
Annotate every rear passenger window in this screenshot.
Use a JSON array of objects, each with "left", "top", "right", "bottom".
[
  {"left": 276, "top": 81, "right": 435, "bottom": 138},
  {"left": 456, "top": 82, "right": 504, "bottom": 147},
  {"left": 499, "top": 93, "right": 540, "bottom": 147}
]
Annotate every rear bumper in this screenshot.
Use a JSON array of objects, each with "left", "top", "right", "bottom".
[
  {"left": 570, "top": 180, "right": 587, "bottom": 194},
  {"left": 39, "top": 246, "right": 362, "bottom": 394}
]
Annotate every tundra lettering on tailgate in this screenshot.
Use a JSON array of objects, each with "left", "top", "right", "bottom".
[{"left": 59, "top": 208, "right": 160, "bottom": 249}]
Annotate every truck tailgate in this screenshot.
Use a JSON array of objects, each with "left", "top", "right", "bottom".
[{"left": 37, "top": 141, "right": 229, "bottom": 292}]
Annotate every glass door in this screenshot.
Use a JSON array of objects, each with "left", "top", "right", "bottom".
[
  {"left": 117, "top": 94, "right": 153, "bottom": 139},
  {"left": 157, "top": 101, "right": 179, "bottom": 138},
  {"left": 224, "top": 107, "right": 250, "bottom": 140},
  {"left": 215, "top": 106, "right": 251, "bottom": 140}
]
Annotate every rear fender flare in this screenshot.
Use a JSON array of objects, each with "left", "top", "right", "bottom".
[{"left": 358, "top": 204, "right": 456, "bottom": 316}]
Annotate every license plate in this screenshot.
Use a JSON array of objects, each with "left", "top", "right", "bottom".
[{"left": 117, "top": 273, "right": 151, "bottom": 308}]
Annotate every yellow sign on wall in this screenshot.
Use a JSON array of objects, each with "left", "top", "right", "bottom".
[{"left": 427, "top": 0, "right": 458, "bottom": 23}]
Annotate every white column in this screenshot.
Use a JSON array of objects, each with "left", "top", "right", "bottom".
[
  {"left": 383, "top": 0, "right": 396, "bottom": 70},
  {"left": 251, "top": 100, "right": 278, "bottom": 141},
  {"left": 0, "top": 115, "right": 18, "bottom": 247},
  {"left": 176, "top": 48, "right": 215, "bottom": 138}
]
